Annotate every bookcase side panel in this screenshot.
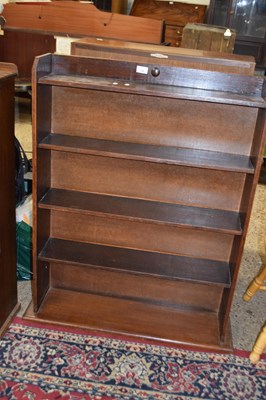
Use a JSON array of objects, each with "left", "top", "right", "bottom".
[{"left": 33, "top": 80, "right": 52, "bottom": 311}]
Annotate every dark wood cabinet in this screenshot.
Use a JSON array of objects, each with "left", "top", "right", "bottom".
[
  {"left": 0, "top": 63, "right": 20, "bottom": 337},
  {"left": 94, "top": 0, "right": 112, "bottom": 11},
  {"left": 130, "top": 0, "right": 206, "bottom": 47},
  {"left": 207, "top": 0, "right": 266, "bottom": 69},
  {"left": 27, "top": 53, "right": 266, "bottom": 352}
]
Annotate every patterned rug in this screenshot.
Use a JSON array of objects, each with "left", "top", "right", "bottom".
[{"left": 0, "top": 318, "right": 265, "bottom": 400}]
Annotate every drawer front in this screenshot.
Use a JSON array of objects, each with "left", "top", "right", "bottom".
[{"left": 165, "top": 24, "right": 183, "bottom": 46}]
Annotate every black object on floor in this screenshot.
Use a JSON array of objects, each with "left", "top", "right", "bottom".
[{"left": 259, "top": 158, "right": 266, "bottom": 185}]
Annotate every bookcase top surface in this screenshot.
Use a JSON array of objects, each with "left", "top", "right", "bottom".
[{"left": 72, "top": 37, "right": 256, "bottom": 69}]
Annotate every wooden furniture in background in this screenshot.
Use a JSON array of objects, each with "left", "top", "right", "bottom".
[
  {"left": 0, "top": 31, "right": 56, "bottom": 86},
  {"left": 207, "top": 0, "right": 266, "bottom": 70},
  {"left": 130, "top": 0, "right": 206, "bottom": 47},
  {"left": 249, "top": 324, "right": 266, "bottom": 363},
  {"left": 243, "top": 254, "right": 266, "bottom": 301},
  {"left": 0, "top": 62, "right": 20, "bottom": 337},
  {"left": 0, "top": 2, "right": 164, "bottom": 44},
  {"left": 181, "top": 23, "right": 236, "bottom": 53},
  {"left": 27, "top": 53, "right": 266, "bottom": 352},
  {"left": 0, "top": 1, "right": 164, "bottom": 83},
  {"left": 71, "top": 36, "right": 256, "bottom": 75},
  {"left": 112, "top": 0, "right": 128, "bottom": 14},
  {"left": 95, "top": 0, "right": 112, "bottom": 11}
]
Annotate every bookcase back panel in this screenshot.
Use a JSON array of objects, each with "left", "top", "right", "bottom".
[
  {"left": 51, "top": 151, "right": 246, "bottom": 211},
  {"left": 51, "top": 87, "right": 257, "bottom": 155},
  {"left": 50, "top": 262, "right": 223, "bottom": 313},
  {"left": 51, "top": 210, "right": 233, "bottom": 261}
]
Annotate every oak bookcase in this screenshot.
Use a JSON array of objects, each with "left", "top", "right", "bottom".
[{"left": 27, "top": 53, "right": 266, "bottom": 352}]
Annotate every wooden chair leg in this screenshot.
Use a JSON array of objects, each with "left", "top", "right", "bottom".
[
  {"left": 249, "top": 324, "right": 266, "bottom": 363},
  {"left": 243, "top": 264, "right": 266, "bottom": 302}
]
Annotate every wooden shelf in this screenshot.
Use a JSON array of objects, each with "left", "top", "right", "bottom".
[
  {"left": 32, "top": 53, "right": 266, "bottom": 351},
  {"left": 39, "top": 134, "right": 255, "bottom": 173},
  {"left": 25, "top": 287, "right": 233, "bottom": 352},
  {"left": 39, "top": 188, "right": 242, "bottom": 235},
  {"left": 39, "top": 73, "right": 266, "bottom": 107},
  {"left": 39, "top": 238, "right": 231, "bottom": 287}
]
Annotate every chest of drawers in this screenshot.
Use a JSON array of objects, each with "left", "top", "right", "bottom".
[{"left": 130, "top": 0, "right": 206, "bottom": 46}]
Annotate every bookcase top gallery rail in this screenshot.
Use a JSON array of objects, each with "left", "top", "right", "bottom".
[{"left": 35, "top": 54, "right": 266, "bottom": 106}]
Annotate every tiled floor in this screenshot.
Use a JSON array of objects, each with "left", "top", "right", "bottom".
[{"left": 15, "top": 94, "right": 266, "bottom": 352}]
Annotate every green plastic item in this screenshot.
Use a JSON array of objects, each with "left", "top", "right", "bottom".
[{"left": 16, "top": 221, "right": 32, "bottom": 281}]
